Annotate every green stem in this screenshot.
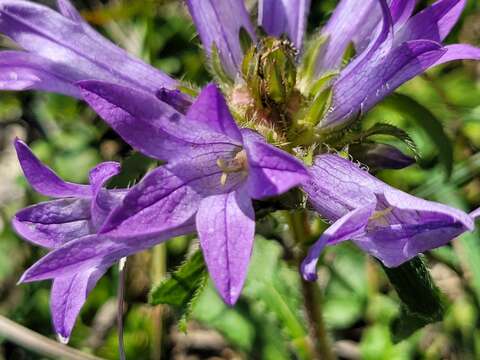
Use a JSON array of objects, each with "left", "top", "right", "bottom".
[
  {"left": 288, "top": 210, "right": 336, "bottom": 360},
  {"left": 151, "top": 244, "right": 166, "bottom": 360}
]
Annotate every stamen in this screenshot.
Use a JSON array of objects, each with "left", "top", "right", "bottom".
[
  {"left": 216, "top": 150, "right": 248, "bottom": 186},
  {"left": 369, "top": 207, "right": 393, "bottom": 224}
]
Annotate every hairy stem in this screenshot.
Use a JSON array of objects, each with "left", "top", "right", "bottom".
[
  {"left": 301, "top": 280, "right": 336, "bottom": 360},
  {"left": 288, "top": 210, "right": 336, "bottom": 360}
]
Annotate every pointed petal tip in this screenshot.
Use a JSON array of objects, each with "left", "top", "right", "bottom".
[
  {"left": 221, "top": 290, "right": 240, "bottom": 307},
  {"left": 57, "top": 334, "right": 70, "bottom": 344},
  {"left": 470, "top": 207, "right": 480, "bottom": 220},
  {"left": 16, "top": 273, "right": 27, "bottom": 285},
  {"left": 300, "top": 260, "right": 318, "bottom": 282}
]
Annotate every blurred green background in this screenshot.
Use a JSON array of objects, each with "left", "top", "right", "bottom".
[{"left": 0, "top": 0, "right": 480, "bottom": 359}]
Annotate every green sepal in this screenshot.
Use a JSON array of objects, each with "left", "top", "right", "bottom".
[
  {"left": 298, "top": 34, "right": 329, "bottom": 92},
  {"left": 242, "top": 37, "right": 297, "bottom": 106},
  {"left": 381, "top": 257, "right": 446, "bottom": 342},
  {"left": 239, "top": 26, "right": 254, "bottom": 55},
  {"left": 341, "top": 41, "right": 356, "bottom": 67},
  {"left": 308, "top": 70, "right": 338, "bottom": 98},
  {"left": 303, "top": 88, "right": 333, "bottom": 127},
  {"left": 149, "top": 250, "right": 208, "bottom": 332},
  {"left": 210, "top": 43, "right": 234, "bottom": 86}
]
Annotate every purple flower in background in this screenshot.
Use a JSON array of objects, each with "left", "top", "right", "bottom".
[
  {"left": 1, "top": 0, "right": 479, "bottom": 132},
  {"left": 301, "top": 154, "right": 480, "bottom": 281},
  {"left": 318, "top": 0, "right": 480, "bottom": 129},
  {"left": 0, "top": 0, "right": 180, "bottom": 99},
  {"left": 19, "top": 84, "right": 308, "bottom": 306}
]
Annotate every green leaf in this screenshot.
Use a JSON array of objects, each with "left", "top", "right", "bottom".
[
  {"left": 381, "top": 257, "right": 446, "bottom": 342},
  {"left": 414, "top": 152, "right": 480, "bottom": 199},
  {"left": 382, "top": 93, "right": 453, "bottom": 178},
  {"left": 243, "top": 237, "right": 311, "bottom": 360},
  {"left": 149, "top": 250, "right": 207, "bottom": 331},
  {"left": 337, "top": 122, "right": 418, "bottom": 158},
  {"left": 363, "top": 123, "right": 418, "bottom": 157}
]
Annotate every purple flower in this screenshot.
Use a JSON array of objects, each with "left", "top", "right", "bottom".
[
  {"left": 301, "top": 154, "right": 479, "bottom": 281},
  {"left": 13, "top": 139, "right": 194, "bottom": 340},
  {"left": 318, "top": 0, "right": 480, "bottom": 129},
  {"left": 0, "top": 0, "right": 179, "bottom": 98},
  {"left": 19, "top": 84, "right": 308, "bottom": 306},
  {"left": 12, "top": 139, "right": 123, "bottom": 341}
]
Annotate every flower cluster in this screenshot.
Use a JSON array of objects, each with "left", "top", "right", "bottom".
[{"left": 1, "top": 0, "right": 479, "bottom": 341}]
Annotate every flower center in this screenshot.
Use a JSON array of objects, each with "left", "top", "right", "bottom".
[{"left": 216, "top": 149, "right": 249, "bottom": 186}]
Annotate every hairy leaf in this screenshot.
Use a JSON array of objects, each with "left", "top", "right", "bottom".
[
  {"left": 382, "top": 257, "right": 446, "bottom": 342},
  {"left": 383, "top": 93, "right": 453, "bottom": 178},
  {"left": 149, "top": 250, "right": 207, "bottom": 331}
]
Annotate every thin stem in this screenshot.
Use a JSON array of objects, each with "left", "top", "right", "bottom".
[
  {"left": 118, "top": 258, "right": 127, "bottom": 360},
  {"left": 301, "top": 280, "right": 336, "bottom": 360},
  {"left": 288, "top": 210, "right": 336, "bottom": 360},
  {"left": 0, "top": 315, "right": 104, "bottom": 360},
  {"left": 151, "top": 244, "right": 166, "bottom": 360}
]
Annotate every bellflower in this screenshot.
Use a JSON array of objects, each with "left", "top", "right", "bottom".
[
  {"left": 0, "top": 0, "right": 184, "bottom": 103},
  {"left": 19, "top": 84, "right": 308, "bottom": 306},
  {"left": 318, "top": 0, "right": 480, "bottom": 129},
  {"left": 301, "top": 154, "right": 480, "bottom": 281},
  {"left": 13, "top": 139, "right": 194, "bottom": 341},
  {"left": 12, "top": 139, "right": 124, "bottom": 341}
]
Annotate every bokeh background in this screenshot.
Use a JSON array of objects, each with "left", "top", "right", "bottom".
[{"left": 0, "top": 0, "right": 480, "bottom": 359}]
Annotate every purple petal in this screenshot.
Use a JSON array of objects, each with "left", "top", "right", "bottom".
[
  {"left": 394, "top": 0, "right": 465, "bottom": 45},
  {"left": 242, "top": 130, "right": 309, "bottom": 199},
  {"left": 471, "top": 208, "right": 480, "bottom": 220},
  {"left": 156, "top": 88, "right": 193, "bottom": 114},
  {"left": 99, "top": 165, "right": 203, "bottom": 238},
  {"left": 258, "top": 0, "right": 311, "bottom": 50},
  {"left": 78, "top": 81, "right": 238, "bottom": 162},
  {"left": 186, "top": 0, "right": 256, "bottom": 78},
  {"left": 88, "top": 162, "right": 121, "bottom": 230},
  {"left": 196, "top": 189, "right": 255, "bottom": 305},
  {"left": 351, "top": 143, "right": 415, "bottom": 170},
  {"left": 0, "top": 0, "right": 176, "bottom": 94},
  {"left": 321, "top": 40, "right": 445, "bottom": 129},
  {"left": 0, "top": 51, "right": 80, "bottom": 97},
  {"left": 431, "top": 44, "right": 480, "bottom": 66},
  {"left": 357, "top": 189, "right": 474, "bottom": 267},
  {"left": 301, "top": 203, "right": 376, "bottom": 281},
  {"left": 56, "top": 0, "right": 82, "bottom": 22},
  {"left": 302, "top": 154, "right": 380, "bottom": 221},
  {"left": 51, "top": 265, "right": 108, "bottom": 342},
  {"left": 20, "top": 223, "right": 194, "bottom": 282},
  {"left": 12, "top": 198, "right": 92, "bottom": 248},
  {"left": 186, "top": 84, "right": 242, "bottom": 143},
  {"left": 315, "top": 0, "right": 392, "bottom": 75},
  {"left": 14, "top": 139, "right": 91, "bottom": 198},
  {"left": 390, "top": 0, "right": 417, "bottom": 25}
]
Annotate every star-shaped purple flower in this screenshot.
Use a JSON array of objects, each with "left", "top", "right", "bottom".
[{"left": 19, "top": 84, "right": 308, "bottom": 306}]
